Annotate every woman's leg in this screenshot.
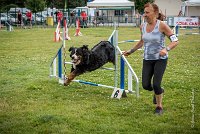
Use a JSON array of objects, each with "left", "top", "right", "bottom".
[
  {"left": 153, "top": 59, "right": 167, "bottom": 108},
  {"left": 142, "top": 60, "right": 155, "bottom": 91}
]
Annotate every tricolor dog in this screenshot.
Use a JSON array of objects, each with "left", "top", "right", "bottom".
[{"left": 64, "top": 41, "right": 115, "bottom": 86}]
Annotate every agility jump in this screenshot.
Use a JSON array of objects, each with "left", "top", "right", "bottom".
[
  {"left": 50, "top": 28, "right": 139, "bottom": 98},
  {"left": 172, "top": 24, "right": 200, "bottom": 36},
  {"left": 74, "top": 19, "right": 82, "bottom": 36},
  {"left": 54, "top": 20, "right": 71, "bottom": 42},
  {"left": 2, "top": 22, "right": 14, "bottom": 32}
]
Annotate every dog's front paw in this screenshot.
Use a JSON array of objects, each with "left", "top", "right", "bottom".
[
  {"left": 64, "top": 82, "right": 69, "bottom": 86},
  {"left": 64, "top": 79, "right": 70, "bottom": 86}
]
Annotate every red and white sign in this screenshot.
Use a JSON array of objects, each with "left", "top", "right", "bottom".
[{"left": 174, "top": 17, "right": 199, "bottom": 26}]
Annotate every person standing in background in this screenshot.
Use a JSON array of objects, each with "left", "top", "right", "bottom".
[
  {"left": 26, "top": 11, "right": 32, "bottom": 28},
  {"left": 81, "top": 11, "right": 87, "bottom": 28},
  {"left": 17, "top": 10, "right": 22, "bottom": 28},
  {"left": 57, "top": 10, "right": 63, "bottom": 24},
  {"left": 125, "top": 12, "right": 128, "bottom": 23}
]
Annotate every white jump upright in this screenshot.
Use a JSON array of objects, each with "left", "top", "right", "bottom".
[
  {"left": 63, "top": 19, "right": 71, "bottom": 40},
  {"left": 108, "top": 29, "right": 139, "bottom": 98},
  {"left": 54, "top": 21, "right": 61, "bottom": 42},
  {"left": 50, "top": 28, "right": 139, "bottom": 98},
  {"left": 49, "top": 44, "right": 63, "bottom": 83},
  {"left": 5, "top": 22, "right": 13, "bottom": 32},
  {"left": 50, "top": 27, "right": 66, "bottom": 84}
]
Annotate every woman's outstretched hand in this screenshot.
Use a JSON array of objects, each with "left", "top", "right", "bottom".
[{"left": 122, "top": 51, "right": 131, "bottom": 56}]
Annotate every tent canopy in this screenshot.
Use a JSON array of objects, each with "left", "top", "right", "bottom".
[
  {"left": 87, "top": 0, "right": 135, "bottom": 7},
  {"left": 182, "top": 0, "right": 200, "bottom": 6},
  {"left": 181, "top": 0, "right": 200, "bottom": 16}
]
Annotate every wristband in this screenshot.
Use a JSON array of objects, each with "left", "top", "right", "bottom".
[{"left": 166, "top": 47, "right": 170, "bottom": 51}]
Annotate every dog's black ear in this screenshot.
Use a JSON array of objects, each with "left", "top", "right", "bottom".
[
  {"left": 105, "top": 41, "right": 114, "bottom": 48},
  {"left": 107, "top": 41, "right": 112, "bottom": 45},
  {"left": 82, "top": 45, "right": 88, "bottom": 51},
  {"left": 104, "top": 41, "right": 112, "bottom": 45},
  {"left": 69, "top": 47, "right": 74, "bottom": 52}
]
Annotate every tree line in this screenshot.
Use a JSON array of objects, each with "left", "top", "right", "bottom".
[{"left": 0, "top": 0, "right": 157, "bottom": 14}]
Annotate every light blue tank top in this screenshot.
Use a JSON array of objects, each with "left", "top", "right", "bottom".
[{"left": 142, "top": 20, "right": 168, "bottom": 60}]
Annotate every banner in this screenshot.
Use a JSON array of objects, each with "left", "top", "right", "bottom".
[{"left": 174, "top": 17, "right": 199, "bottom": 27}]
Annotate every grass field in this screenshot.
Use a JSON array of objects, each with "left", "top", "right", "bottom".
[{"left": 0, "top": 26, "right": 199, "bottom": 133}]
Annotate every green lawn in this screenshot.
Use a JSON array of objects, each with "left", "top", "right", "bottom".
[{"left": 0, "top": 26, "right": 199, "bottom": 133}]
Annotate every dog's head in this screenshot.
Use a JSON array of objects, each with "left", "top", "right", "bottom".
[{"left": 69, "top": 45, "right": 90, "bottom": 66}]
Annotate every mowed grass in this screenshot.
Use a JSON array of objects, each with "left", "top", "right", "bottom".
[{"left": 0, "top": 26, "right": 199, "bottom": 133}]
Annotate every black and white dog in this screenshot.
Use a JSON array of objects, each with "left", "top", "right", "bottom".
[{"left": 64, "top": 41, "right": 115, "bottom": 86}]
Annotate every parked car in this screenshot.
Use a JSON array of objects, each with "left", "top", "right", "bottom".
[
  {"left": 33, "top": 13, "right": 47, "bottom": 24},
  {"left": 9, "top": 12, "right": 25, "bottom": 24},
  {"left": 9, "top": 7, "right": 30, "bottom": 14},
  {"left": 0, "top": 13, "right": 16, "bottom": 25}
]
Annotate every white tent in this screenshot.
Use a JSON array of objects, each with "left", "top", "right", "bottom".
[
  {"left": 87, "top": 0, "right": 136, "bottom": 25},
  {"left": 181, "top": 0, "right": 200, "bottom": 16},
  {"left": 87, "top": 0, "right": 134, "bottom": 7},
  {"left": 184, "top": 0, "right": 200, "bottom": 6}
]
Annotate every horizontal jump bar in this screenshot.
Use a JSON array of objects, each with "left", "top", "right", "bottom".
[
  {"left": 118, "top": 40, "right": 140, "bottom": 44},
  {"left": 72, "top": 79, "right": 115, "bottom": 89},
  {"left": 72, "top": 79, "right": 133, "bottom": 93}
]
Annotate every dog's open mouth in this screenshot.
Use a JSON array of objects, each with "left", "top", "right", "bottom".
[{"left": 71, "top": 58, "right": 81, "bottom": 65}]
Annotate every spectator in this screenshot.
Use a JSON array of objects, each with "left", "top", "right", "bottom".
[
  {"left": 95, "top": 11, "right": 100, "bottom": 25},
  {"left": 69, "top": 11, "right": 75, "bottom": 27},
  {"left": 125, "top": 12, "right": 128, "bottom": 23},
  {"left": 102, "top": 13, "right": 105, "bottom": 24},
  {"left": 57, "top": 10, "right": 63, "bottom": 24},
  {"left": 54, "top": 10, "right": 58, "bottom": 23},
  {"left": 26, "top": 11, "right": 32, "bottom": 28},
  {"left": 81, "top": 11, "right": 87, "bottom": 28},
  {"left": 178, "top": 10, "right": 183, "bottom": 17},
  {"left": 135, "top": 12, "right": 141, "bottom": 27},
  {"left": 17, "top": 10, "right": 22, "bottom": 28}
]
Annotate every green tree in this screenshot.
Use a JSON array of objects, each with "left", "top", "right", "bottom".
[
  {"left": 46, "top": 0, "right": 63, "bottom": 9},
  {"left": 25, "top": 0, "right": 46, "bottom": 24},
  {"left": 25, "top": 0, "right": 45, "bottom": 13},
  {"left": 45, "top": 0, "right": 87, "bottom": 9},
  {"left": 130, "top": 0, "right": 154, "bottom": 14},
  {"left": 0, "top": 0, "right": 26, "bottom": 12},
  {"left": 0, "top": 0, "right": 17, "bottom": 12}
]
